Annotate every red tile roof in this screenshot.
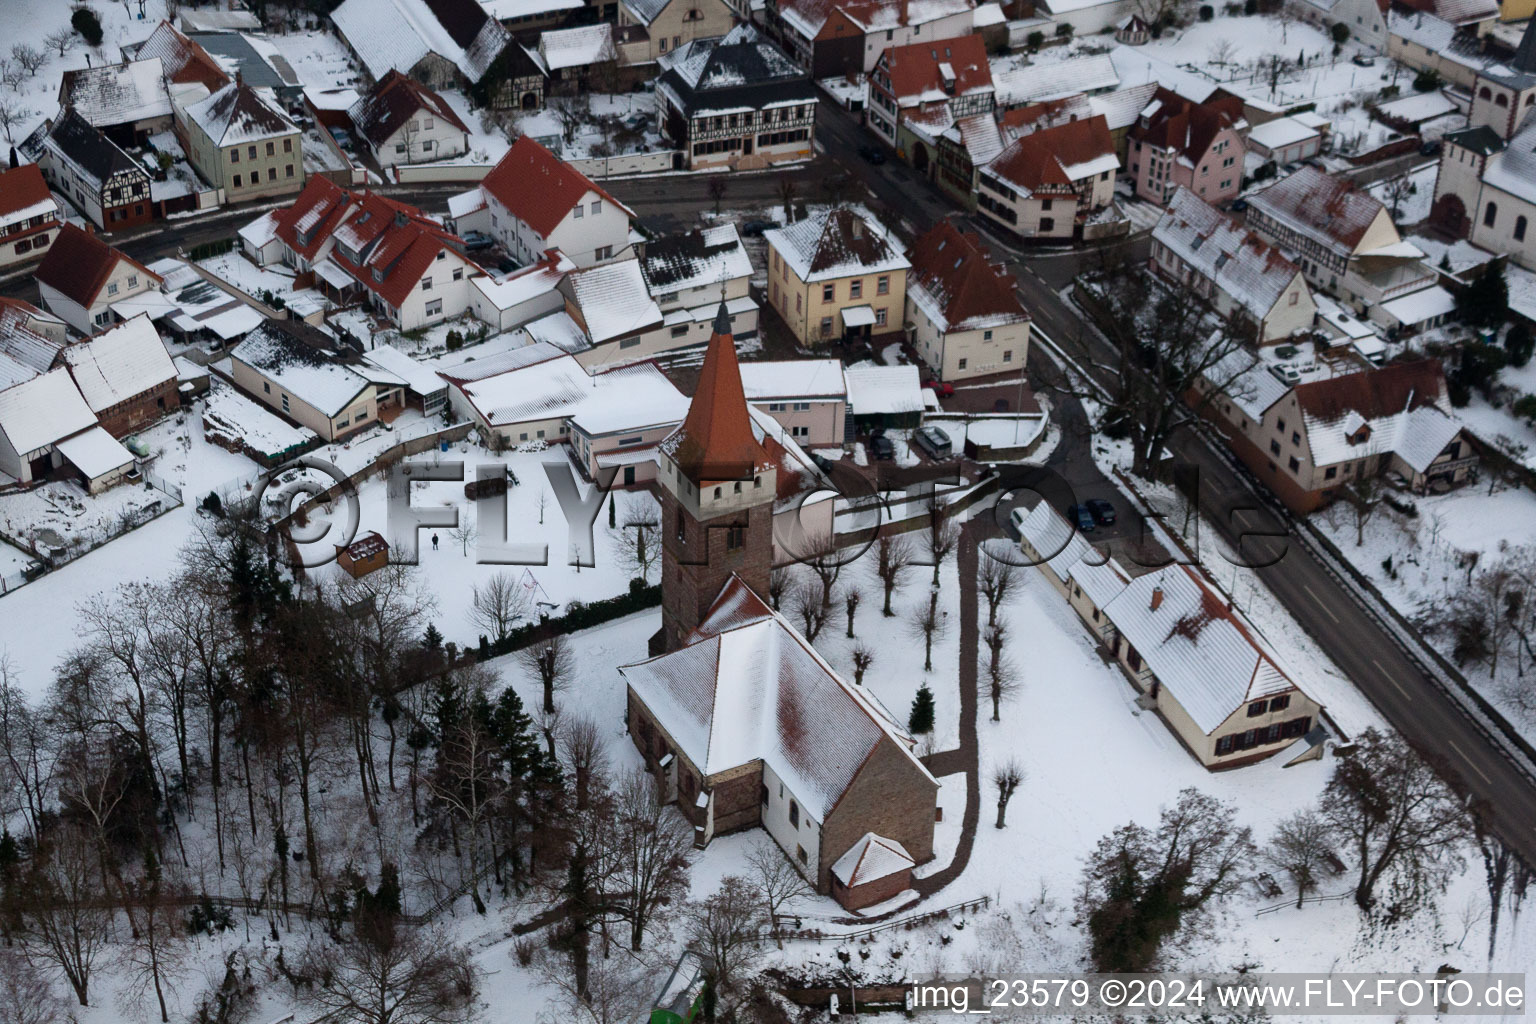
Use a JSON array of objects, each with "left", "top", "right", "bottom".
[
  {"left": 1249, "top": 165, "right": 1385, "bottom": 251},
  {"left": 875, "top": 33, "right": 992, "bottom": 106},
  {"left": 906, "top": 219, "right": 1028, "bottom": 332},
  {"left": 988, "top": 115, "right": 1113, "bottom": 193},
  {"left": 34, "top": 224, "right": 162, "bottom": 310},
  {"left": 348, "top": 70, "right": 470, "bottom": 150},
  {"left": 133, "top": 20, "right": 231, "bottom": 91},
  {"left": 0, "top": 164, "right": 55, "bottom": 220},
  {"left": 666, "top": 305, "right": 771, "bottom": 483},
  {"left": 1293, "top": 358, "right": 1447, "bottom": 422},
  {"left": 480, "top": 136, "right": 632, "bottom": 238},
  {"left": 1129, "top": 87, "right": 1245, "bottom": 165},
  {"left": 271, "top": 176, "right": 352, "bottom": 262},
  {"left": 326, "top": 193, "right": 470, "bottom": 309}
]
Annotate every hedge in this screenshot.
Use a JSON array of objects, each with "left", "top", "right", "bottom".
[{"left": 475, "top": 580, "right": 661, "bottom": 659}]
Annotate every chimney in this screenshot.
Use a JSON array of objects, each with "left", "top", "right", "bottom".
[{"left": 1150, "top": 586, "right": 1164, "bottom": 612}]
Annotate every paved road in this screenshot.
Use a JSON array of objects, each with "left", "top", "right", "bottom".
[{"left": 803, "top": 97, "right": 1536, "bottom": 867}]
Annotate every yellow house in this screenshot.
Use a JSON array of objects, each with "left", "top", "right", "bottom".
[
  {"left": 1500, "top": 0, "right": 1535, "bottom": 21},
  {"left": 763, "top": 208, "right": 910, "bottom": 347}
]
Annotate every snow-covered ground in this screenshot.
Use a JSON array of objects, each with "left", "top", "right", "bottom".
[{"left": 1367, "top": 160, "right": 1438, "bottom": 227}]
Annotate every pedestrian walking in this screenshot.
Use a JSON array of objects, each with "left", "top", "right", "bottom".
[{"left": 431, "top": 533, "right": 439, "bottom": 551}]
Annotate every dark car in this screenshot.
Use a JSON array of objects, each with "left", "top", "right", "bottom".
[
  {"left": 21, "top": 560, "right": 47, "bottom": 582},
  {"left": 869, "top": 435, "right": 896, "bottom": 461},
  {"left": 912, "top": 425, "right": 953, "bottom": 459},
  {"left": 1067, "top": 504, "right": 1095, "bottom": 533},
  {"left": 1085, "top": 498, "right": 1116, "bottom": 525},
  {"left": 858, "top": 144, "right": 887, "bottom": 164},
  {"left": 1230, "top": 197, "right": 1249, "bottom": 212},
  {"left": 1420, "top": 139, "right": 1442, "bottom": 156},
  {"left": 742, "top": 219, "right": 779, "bottom": 236},
  {"left": 1351, "top": 54, "right": 1375, "bottom": 67},
  {"left": 462, "top": 231, "right": 494, "bottom": 251},
  {"left": 922, "top": 379, "right": 955, "bottom": 398},
  {"left": 496, "top": 257, "right": 519, "bottom": 274}
]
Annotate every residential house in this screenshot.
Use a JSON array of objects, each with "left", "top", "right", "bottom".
[
  {"left": 623, "top": 314, "right": 935, "bottom": 906},
  {"left": 229, "top": 319, "right": 382, "bottom": 441},
  {"left": 442, "top": 347, "right": 687, "bottom": 482},
  {"left": 35, "top": 225, "right": 162, "bottom": 335},
  {"left": 359, "top": 344, "right": 450, "bottom": 417},
  {"left": 768, "top": 0, "right": 977, "bottom": 78},
  {"left": 1245, "top": 166, "right": 1437, "bottom": 318},
  {"left": 738, "top": 359, "right": 848, "bottom": 445},
  {"left": 1293, "top": 0, "right": 1388, "bottom": 49},
  {"left": 1469, "top": 20, "right": 1536, "bottom": 140},
  {"left": 639, "top": 224, "right": 758, "bottom": 349},
  {"left": 869, "top": 34, "right": 994, "bottom": 175},
  {"left": 1087, "top": 81, "right": 1160, "bottom": 160},
  {"left": 1397, "top": 0, "right": 1499, "bottom": 35},
  {"left": 348, "top": 70, "right": 472, "bottom": 169},
  {"left": 468, "top": 249, "right": 575, "bottom": 330},
  {"left": 904, "top": 219, "right": 1030, "bottom": 380},
  {"left": 178, "top": 80, "right": 305, "bottom": 202},
  {"left": 1126, "top": 88, "right": 1246, "bottom": 206},
  {"left": 57, "top": 59, "right": 174, "bottom": 148},
  {"left": 558, "top": 258, "right": 667, "bottom": 359},
  {"left": 129, "top": 21, "right": 233, "bottom": 92},
  {"left": 764, "top": 207, "right": 911, "bottom": 345},
  {"left": 844, "top": 361, "right": 923, "bottom": 430},
  {"left": 458, "top": 137, "right": 636, "bottom": 267},
  {"left": 186, "top": 32, "right": 306, "bottom": 105},
  {"left": 536, "top": 24, "right": 619, "bottom": 91},
  {"left": 615, "top": 0, "right": 736, "bottom": 64},
  {"left": 1386, "top": 8, "right": 1497, "bottom": 92},
  {"left": 26, "top": 110, "right": 154, "bottom": 230},
  {"left": 990, "top": 52, "right": 1119, "bottom": 111},
  {"left": 1014, "top": 501, "right": 1328, "bottom": 769},
  {"left": 655, "top": 25, "right": 818, "bottom": 171},
  {"left": 0, "top": 165, "right": 61, "bottom": 271},
  {"left": 1245, "top": 115, "right": 1324, "bottom": 166},
  {"left": 1195, "top": 354, "right": 1477, "bottom": 513},
  {"left": 1150, "top": 188, "right": 1316, "bottom": 343},
  {"left": 1433, "top": 120, "right": 1536, "bottom": 271},
  {"left": 1032, "top": 0, "right": 1138, "bottom": 34},
  {"left": 331, "top": 0, "right": 516, "bottom": 100},
  {"left": 933, "top": 112, "right": 1005, "bottom": 208},
  {"left": 58, "top": 314, "right": 180, "bottom": 436},
  {"left": 0, "top": 367, "right": 136, "bottom": 492},
  {"left": 975, "top": 115, "right": 1118, "bottom": 241}
]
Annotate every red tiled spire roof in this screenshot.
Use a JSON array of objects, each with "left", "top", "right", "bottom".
[{"left": 669, "top": 303, "right": 770, "bottom": 483}]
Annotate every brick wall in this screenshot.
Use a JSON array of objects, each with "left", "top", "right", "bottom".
[
  {"left": 834, "top": 865, "right": 913, "bottom": 910},
  {"left": 94, "top": 380, "right": 180, "bottom": 438},
  {"left": 707, "top": 761, "right": 764, "bottom": 835},
  {"left": 659, "top": 487, "right": 774, "bottom": 651},
  {"left": 625, "top": 686, "right": 706, "bottom": 827},
  {"left": 819, "top": 737, "right": 937, "bottom": 891}
]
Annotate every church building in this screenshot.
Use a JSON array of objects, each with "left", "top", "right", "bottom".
[{"left": 619, "top": 304, "right": 940, "bottom": 911}]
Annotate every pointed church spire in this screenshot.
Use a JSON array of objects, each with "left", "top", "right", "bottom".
[{"left": 670, "top": 303, "right": 767, "bottom": 485}]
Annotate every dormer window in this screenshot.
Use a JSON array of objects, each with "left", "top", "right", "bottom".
[{"left": 372, "top": 268, "right": 384, "bottom": 282}]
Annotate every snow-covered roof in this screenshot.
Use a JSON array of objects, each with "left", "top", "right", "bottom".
[
  {"left": 1294, "top": 359, "right": 1462, "bottom": 472},
  {"left": 1478, "top": 112, "right": 1536, "bottom": 205},
  {"left": 470, "top": 250, "right": 574, "bottom": 311},
  {"left": 1206, "top": 348, "right": 1290, "bottom": 422},
  {"left": 906, "top": 219, "right": 1029, "bottom": 334},
  {"left": 1103, "top": 563, "right": 1301, "bottom": 734},
  {"left": 55, "top": 426, "right": 135, "bottom": 480},
  {"left": 1245, "top": 115, "right": 1321, "bottom": 153},
  {"left": 239, "top": 210, "right": 280, "bottom": 250},
  {"left": 764, "top": 207, "right": 910, "bottom": 284},
  {"left": 448, "top": 350, "right": 686, "bottom": 432},
  {"left": 0, "top": 368, "right": 98, "bottom": 458},
  {"left": 1248, "top": 166, "right": 1391, "bottom": 259},
  {"left": 231, "top": 320, "right": 372, "bottom": 417},
  {"left": 437, "top": 339, "right": 565, "bottom": 380},
  {"left": 641, "top": 224, "right": 753, "bottom": 296},
  {"left": 60, "top": 59, "right": 173, "bottom": 128},
  {"left": 524, "top": 310, "right": 591, "bottom": 353},
  {"left": 1067, "top": 553, "right": 1131, "bottom": 611},
  {"left": 537, "top": 23, "right": 616, "bottom": 70},
  {"left": 203, "top": 378, "right": 317, "bottom": 457},
  {"left": 361, "top": 344, "right": 448, "bottom": 398},
  {"left": 842, "top": 362, "right": 923, "bottom": 414},
  {"left": 1153, "top": 188, "right": 1305, "bottom": 325},
  {"left": 1088, "top": 81, "right": 1159, "bottom": 131},
  {"left": 331, "top": 0, "right": 511, "bottom": 83},
  {"left": 1015, "top": 500, "right": 1095, "bottom": 583},
  {"left": 991, "top": 52, "right": 1118, "bottom": 106},
  {"left": 831, "top": 833, "right": 915, "bottom": 887},
  {"left": 481, "top": 0, "right": 583, "bottom": 17},
  {"left": 739, "top": 359, "right": 847, "bottom": 400},
  {"left": 182, "top": 81, "right": 298, "bottom": 147},
  {"left": 565, "top": 259, "right": 663, "bottom": 345},
  {"left": 59, "top": 315, "right": 176, "bottom": 414},
  {"left": 1378, "top": 284, "right": 1456, "bottom": 326},
  {"left": 620, "top": 575, "right": 935, "bottom": 819}
]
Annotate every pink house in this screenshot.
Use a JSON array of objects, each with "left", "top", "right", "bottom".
[{"left": 1127, "top": 88, "right": 1247, "bottom": 207}]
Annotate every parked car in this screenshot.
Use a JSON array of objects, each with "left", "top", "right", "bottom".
[
  {"left": 1420, "top": 139, "right": 1442, "bottom": 156},
  {"left": 1008, "top": 506, "right": 1027, "bottom": 537},
  {"left": 1352, "top": 54, "right": 1375, "bottom": 67},
  {"left": 327, "top": 126, "right": 353, "bottom": 149},
  {"left": 858, "top": 144, "right": 887, "bottom": 164},
  {"left": 462, "top": 231, "right": 494, "bottom": 251},
  {"left": 811, "top": 453, "right": 836, "bottom": 474},
  {"left": 21, "top": 560, "right": 47, "bottom": 582},
  {"left": 496, "top": 257, "right": 519, "bottom": 274},
  {"left": 1067, "top": 504, "right": 1095, "bottom": 533},
  {"left": 1085, "top": 498, "right": 1116, "bottom": 525},
  {"left": 741, "top": 219, "right": 779, "bottom": 236},
  {"left": 922, "top": 379, "right": 955, "bottom": 398},
  {"left": 1230, "top": 197, "right": 1249, "bottom": 212},
  {"left": 869, "top": 435, "right": 896, "bottom": 461},
  {"left": 912, "top": 425, "right": 953, "bottom": 459}
]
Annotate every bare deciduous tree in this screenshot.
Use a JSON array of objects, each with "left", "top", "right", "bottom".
[
  {"left": 747, "top": 840, "right": 813, "bottom": 948},
  {"left": 1267, "top": 809, "right": 1332, "bottom": 908},
  {"left": 843, "top": 584, "right": 862, "bottom": 638},
  {"left": 298, "top": 924, "right": 479, "bottom": 1024},
  {"left": 518, "top": 633, "right": 574, "bottom": 715},
  {"left": 1344, "top": 475, "right": 1382, "bottom": 547},
  {"left": 872, "top": 533, "right": 913, "bottom": 616},
  {"left": 0, "top": 948, "right": 67, "bottom": 1024},
  {"left": 470, "top": 571, "right": 529, "bottom": 641},
  {"left": 1320, "top": 728, "right": 1473, "bottom": 913},
  {"left": 0, "top": 101, "right": 34, "bottom": 146},
  {"left": 559, "top": 714, "right": 609, "bottom": 812},
  {"left": 922, "top": 493, "right": 961, "bottom": 587},
  {"left": 788, "top": 580, "right": 833, "bottom": 643},
  {"left": 982, "top": 622, "right": 1021, "bottom": 722},
  {"left": 850, "top": 644, "right": 874, "bottom": 685},
  {"left": 978, "top": 549, "right": 1020, "bottom": 627},
  {"left": 768, "top": 567, "right": 791, "bottom": 611},
  {"left": 993, "top": 758, "right": 1025, "bottom": 829},
  {"left": 616, "top": 499, "right": 661, "bottom": 584},
  {"left": 22, "top": 827, "right": 111, "bottom": 1007},
  {"left": 907, "top": 592, "right": 947, "bottom": 672},
  {"left": 777, "top": 174, "right": 797, "bottom": 224},
  {"left": 706, "top": 175, "right": 728, "bottom": 215},
  {"left": 9, "top": 45, "right": 45, "bottom": 77},
  {"left": 43, "top": 30, "right": 75, "bottom": 58},
  {"left": 686, "top": 875, "right": 766, "bottom": 993},
  {"left": 610, "top": 768, "right": 692, "bottom": 951},
  {"left": 447, "top": 523, "right": 476, "bottom": 555}
]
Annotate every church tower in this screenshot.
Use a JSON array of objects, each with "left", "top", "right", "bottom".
[{"left": 654, "top": 303, "right": 776, "bottom": 653}]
